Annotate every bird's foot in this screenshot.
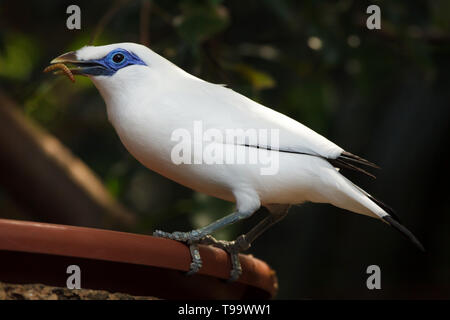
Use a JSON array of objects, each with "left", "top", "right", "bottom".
[
  {"left": 153, "top": 230, "right": 250, "bottom": 281},
  {"left": 153, "top": 229, "right": 203, "bottom": 242},
  {"left": 153, "top": 229, "right": 205, "bottom": 276},
  {"left": 199, "top": 235, "right": 251, "bottom": 282}
]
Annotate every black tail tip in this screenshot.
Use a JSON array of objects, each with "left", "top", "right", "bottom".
[{"left": 382, "top": 216, "right": 425, "bottom": 252}]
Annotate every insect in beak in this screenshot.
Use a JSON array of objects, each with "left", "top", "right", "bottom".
[{"left": 43, "top": 63, "right": 75, "bottom": 82}]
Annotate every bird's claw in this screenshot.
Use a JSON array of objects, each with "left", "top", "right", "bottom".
[
  {"left": 153, "top": 229, "right": 202, "bottom": 242},
  {"left": 199, "top": 234, "right": 250, "bottom": 252},
  {"left": 186, "top": 241, "right": 202, "bottom": 275},
  {"left": 199, "top": 235, "right": 250, "bottom": 281},
  {"left": 153, "top": 229, "right": 205, "bottom": 276},
  {"left": 153, "top": 230, "right": 249, "bottom": 281}
]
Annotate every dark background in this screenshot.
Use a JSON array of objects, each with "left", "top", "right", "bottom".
[{"left": 0, "top": 0, "right": 449, "bottom": 299}]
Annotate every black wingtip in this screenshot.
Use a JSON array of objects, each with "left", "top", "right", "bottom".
[
  {"left": 382, "top": 216, "right": 425, "bottom": 252},
  {"left": 328, "top": 158, "right": 377, "bottom": 179},
  {"left": 367, "top": 195, "right": 402, "bottom": 223},
  {"left": 341, "top": 151, "right": 381, "bottom": 169},
  {"left": 328, "top": 151, "right": 380, "bottom": 179}
]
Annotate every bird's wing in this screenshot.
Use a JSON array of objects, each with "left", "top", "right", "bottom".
[
  {"left": 171, "top": 80, "right": 378, "bottom": 175},
  {"left": 195, "top": 83, "right": 342, "bottom": 156}
]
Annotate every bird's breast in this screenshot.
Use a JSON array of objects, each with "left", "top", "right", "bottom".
[{"left": 105, "top": 99, "right": 236, "bottom": 201}]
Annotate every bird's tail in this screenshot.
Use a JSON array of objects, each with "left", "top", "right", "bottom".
[
  {"left": 355, "top": 184, "right": 424, "bottom": 252},
  {"left": 382, "top": 215, "right": 425, "bottom": 252},
  {"left": 327, "top": 170, "right": 424, "bottom": 252}
]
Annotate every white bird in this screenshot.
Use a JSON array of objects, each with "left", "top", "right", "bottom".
[{"left": 50, "top": 42, "right": 423, "bottom": 281}]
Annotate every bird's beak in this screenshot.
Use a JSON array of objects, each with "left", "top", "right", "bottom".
[
  {"left": 50, "top": 51, "right": 108, "bottom": 76},
  {"left": 51, "top": 51, "right": 79, "bottom": 65}
]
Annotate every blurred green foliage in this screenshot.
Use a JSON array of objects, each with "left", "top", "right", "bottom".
[
  {"left": 1, "top": 0, "right": 449, "bottom": 299},
  {"left": 0, "top": 33, "right": 40, "bottom": 80}
]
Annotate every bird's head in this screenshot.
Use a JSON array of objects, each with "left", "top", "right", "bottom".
[{"left": 49, "top": 43, "right": 181, "bottom": 100}]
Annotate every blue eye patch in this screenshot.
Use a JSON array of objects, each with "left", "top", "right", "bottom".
[{"left": 75, "top": 48, "right": 147, "bottom": 76}]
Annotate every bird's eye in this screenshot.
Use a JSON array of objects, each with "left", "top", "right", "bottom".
[{"left": 112, "top": 53, "right": 125, "bottom": 64}]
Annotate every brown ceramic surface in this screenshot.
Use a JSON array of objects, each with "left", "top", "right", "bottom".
[{"left": 0, "top": 219, "right": 277, "bottom": 299}]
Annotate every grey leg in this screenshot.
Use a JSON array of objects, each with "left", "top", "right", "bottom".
[
  {"left": 244, "top": 204, "right": 290, "bottom": 245},
  {"left": 153, "top": 208, "right": 255, "bottom": 241},
  {"left": 200, "top": 204, "right": 291, "bottom": 281},
  {"left": 153, "top": 208, "right": 257, "bottom": 276}
]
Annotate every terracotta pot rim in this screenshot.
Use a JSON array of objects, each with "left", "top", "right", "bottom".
[{"left": 0, "top": 218, "right": 277, "bottom": 298}]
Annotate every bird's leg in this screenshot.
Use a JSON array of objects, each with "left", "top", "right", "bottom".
[
  {"left": 153, "top": 208, "right": 255, "bottom": 241},
  {"left": 199, "top": 204, "right": 291, "bottom": 281},
  {"left": 153, "top": 208, "right": 256, "bottom": 276},
  {"left": 240, "top": 204, "right": 290, "bottom": 246}
]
